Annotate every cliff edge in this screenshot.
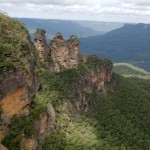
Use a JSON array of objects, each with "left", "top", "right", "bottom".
[{"left": 0, "top": 13, "right": 114, "bottom": 150}]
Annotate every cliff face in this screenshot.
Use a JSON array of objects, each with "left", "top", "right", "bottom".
[
  {"left": 0, "top": 31, "right": 38, "bottom": 140},
  {"left": 34, "top": 29, "right": 49, "bottom": 63},
  {"left": 65, "top": 55, "right": 114, "bottom": 112},
  {"left": 75, "top": 65, "right": 113, "bottom": 112},
  {"left": 0, "top": 14, "right": 115, "bottom": 149},
  {"left": 21, "top": 104, "right": 56, "bottom": 150},
  {"left": 0, "top": 14, "right": 56, "bottom": 149},
  {"left": 0, "top": 144, "right": 7, "bottom": 150},
  {"left": 34, "top": 30, "right": 79, "bottom": 72},
  {"left": 50, "top": 33, "right": 79, "bottom": 72}
]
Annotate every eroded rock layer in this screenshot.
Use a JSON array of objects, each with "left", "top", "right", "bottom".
[
  {"left": 70, "top": 55, "right": 114, "bottom": 112},
  {"left": 34, "top": 30, "right": 79, "bottom": 72},
  {"left": 0, "top": 27, "right": 38, "bottom": 140},
  {"left": 50, "top": 33, "right": 79, "bottom": 72},
  {"left": 34, "top": 29, "right": 49, "bottom": 62},
  {"left": 21, "top": 104, "right": 56, "bottom": 150}
]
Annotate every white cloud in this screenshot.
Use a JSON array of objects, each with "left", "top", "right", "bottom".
[
  {"left": 0, "top": 0, "right": 101, "bottom": 6},
  {"left": 0, "top": 0, "right": 150, "bottom": 23}
]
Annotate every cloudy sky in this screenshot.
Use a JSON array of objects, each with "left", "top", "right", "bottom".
[{"left": 0, "top": 0, "right": 150, "bottom": 23}]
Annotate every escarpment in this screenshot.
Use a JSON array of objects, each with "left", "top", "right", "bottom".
[
  {"left": 72, "top": 55, "right": 114, "bottom": 112},
  {"left": 0, "top": 14, "right": 39, "bottom": 140},
  {"left": 54, "top": 55, "right": 114, "bottom": 113},
  {"left": 0, "top": 14, "right": 115, "bottom": 150}
]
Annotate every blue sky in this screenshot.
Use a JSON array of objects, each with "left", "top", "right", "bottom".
[{"left": 0, "top": 0, "right": 150, "bottom": 23}]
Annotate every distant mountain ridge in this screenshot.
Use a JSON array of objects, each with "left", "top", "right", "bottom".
[
  {"left": 16, "top": 18, "right": 98, "bottom": 40},
  {"left": 80, "top": 23, "right": 150, "bottom": 71},
  {"left": 15, "top": 18, "right": 124, "bottom": 40}
]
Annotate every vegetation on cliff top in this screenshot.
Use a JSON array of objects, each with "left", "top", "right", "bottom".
[{"left": 0, "top": 13, "right": 30, "bottom": 80}]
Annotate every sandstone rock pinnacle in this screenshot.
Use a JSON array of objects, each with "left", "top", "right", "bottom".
[
  {"left": 34, "top": 29, "right": 49, "bottom": 62},
  {"left": 50, "top": 33, "right": 79, "bottom": 72}
]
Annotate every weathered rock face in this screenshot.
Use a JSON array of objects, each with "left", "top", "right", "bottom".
[
  {"left": 21, "top": 104, "right": 56, "bottom": 150},
  {"left": 34, "top": 29, "right": 49, "bottom": 62},
  {"left": 50, "top": 33, "right": 79, "bottom": 72},
  {"left": 21, "top": 137, "right": 38, "bottom": 150},
  {"left": 33, "top": 30, "right": 79, "bottom": 72},
  {"left": 0, "top": 143, "right": 8, "bottom": 150},
  {"left": 70, "top": 55, "right": 114, "bottom": 112},
  {"left": 68, "top": 35, "right": 79, "bottom": 68},
  {"left": 35, "top": 104, "right": 56, "bottom": 150},
  {"left": 0, "top": 35, "right": 39, "bottom": 141}
]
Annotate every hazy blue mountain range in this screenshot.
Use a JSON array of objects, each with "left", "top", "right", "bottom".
[
  {"left": 76, "top": 21, "right": 124, "bottom": 33},
  {"left": 15, "top": 18, "right": 124, "bottom": 40},
  {"left": 80, "top": 23, "right": 150, "bottom": 71}
]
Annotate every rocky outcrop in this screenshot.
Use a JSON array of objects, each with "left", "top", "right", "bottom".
[
  {"left": 0, "top": 34, "right": 39, "bottom": 141},
  {"left": 68, "top": 35, "right": 79, "bottom": 68},
  {"left": 35, "top": 104, "right": 55, "bottom": 150},
  {"left": 50, "top": 33, "right": 79, "bottom": 72},
  {"left": 21, "top": 137, "right": 38, "bottom": 150},
  {"left": 33, "top": 30, "right": 79, "bottom": 72},
  {"left": 0, "top": 143, "right": 8, "bottom": 150},
  {"left": 21, "top": 104, "right": 56, "bottom": 150},
  {"left": 34, "top": 29, "right": 49, "bottom": 62},
  {"left": 71, "top": 55, "right": 114, "bottom": 112},
  {"left": 0, "top": 87, "right": 30, "bottom": 139}
]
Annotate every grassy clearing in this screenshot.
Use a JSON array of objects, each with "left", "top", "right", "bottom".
[{"left": 114, "top": 63, "right": 150, "bottom": 79}]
